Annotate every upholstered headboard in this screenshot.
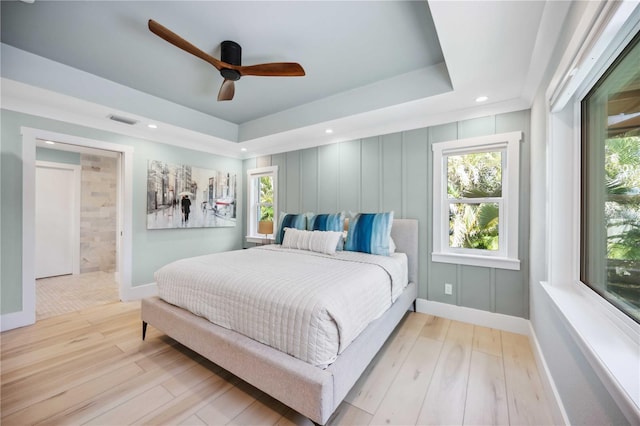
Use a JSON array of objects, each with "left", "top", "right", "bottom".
[{"left": 390, "top": 219, "right": 418, "bottom": 284}]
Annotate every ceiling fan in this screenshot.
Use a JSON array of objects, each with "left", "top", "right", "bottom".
[{"left": 148, "top": 19, "right": 305, "bottom": 101}]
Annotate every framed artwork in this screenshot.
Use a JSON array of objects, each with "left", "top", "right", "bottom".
[{"left": 146, "top": 160, "right": 237, "bottom": 229}]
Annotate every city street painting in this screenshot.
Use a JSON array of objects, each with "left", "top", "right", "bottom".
[{"left": 147, "top": 160, "right": 237, "bottom": 229}]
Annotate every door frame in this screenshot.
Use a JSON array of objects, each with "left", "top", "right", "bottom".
[
  {"left": 35, "top": 160, "right": 82, "bottom": 277},
  {"left": 18, "top": 127, "right": 133, "bottom": 328}
]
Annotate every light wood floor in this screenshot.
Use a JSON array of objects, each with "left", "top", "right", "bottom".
[{"left": 0, "top": 301, "right": 555, "bottom": 425}]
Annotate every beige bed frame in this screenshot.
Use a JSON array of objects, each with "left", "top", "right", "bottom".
[{"left": 141, "top": 219, "right": 418, "bottom": 425}]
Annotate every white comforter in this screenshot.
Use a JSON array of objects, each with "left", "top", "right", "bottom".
[{"left": 155, "top": 245, "right": 408, "bottom": 367}]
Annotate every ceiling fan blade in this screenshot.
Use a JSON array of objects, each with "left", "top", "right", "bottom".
[
  {"left": 217, "top": 79, "right": 235, "bottom": 101},
  {"left": 237, "top": 62, "right": 306, "bottom": 77},
  {"left": 148, "top": 19, "right": 226, "bottom": 71}
]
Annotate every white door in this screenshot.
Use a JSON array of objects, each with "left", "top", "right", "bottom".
[{"left": 35, "top": 163, "right": 79, "bottom": 278}]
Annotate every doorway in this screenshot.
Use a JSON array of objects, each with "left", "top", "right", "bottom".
[
  {"left": 14, "top": 127, "right": 134, "bottom": 330},
  {"left": 34, "top": 143, "right": 121, "bottom": 320}
]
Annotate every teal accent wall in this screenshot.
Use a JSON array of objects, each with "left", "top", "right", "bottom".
[
  {"left": 247, "top": 109, "right": 531, "bottom": 318},
  {"left": 0, "top": 109, "right": 243, "bottom": 315},
  {"left": 36, "top": 147, "right": 81, "bottom": 164}
]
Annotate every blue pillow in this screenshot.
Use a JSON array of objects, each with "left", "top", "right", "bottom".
[
  {"left": 344, "top": 212, "right": 394, "bottom": 256},
  {"left": 307, "top": 212, "right": 344, "bottom": 232},
  {"left": 276, "top": 213, "right": 307, "bottom": 244}
]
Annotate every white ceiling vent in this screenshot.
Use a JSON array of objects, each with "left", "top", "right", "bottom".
[{"left": 108, "top": 114, "right": 138, "bottom": 125}]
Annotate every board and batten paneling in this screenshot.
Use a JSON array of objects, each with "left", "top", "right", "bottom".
[{"left": 245, "top": 110, "right": 531, "bottom": 318}]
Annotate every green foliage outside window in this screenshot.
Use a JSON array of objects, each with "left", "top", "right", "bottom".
[
  {"left": 604, "top": 134, "right": 640, "bottom": 311},
  {"left": 447, "top": 151, "right": 502, "bottom": 250},
  {"left": 259, "top": 176, "right": 274, "bottom": 221},
  {"left": 581, "top": 29, "right": 640, "bottom": 323}
]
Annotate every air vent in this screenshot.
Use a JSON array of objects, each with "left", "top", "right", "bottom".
[{"left": 108, "top": 114, "right": 138, "bottom": 125}]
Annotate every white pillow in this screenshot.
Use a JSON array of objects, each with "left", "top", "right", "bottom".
[
  {"left": 282, "top": 228, "right": 343, "bottom": 255},
  {"left": 389, "top": 236, "right": 396, "bottom": 254},
  {"left": 282, "top": 227, "right": 310, "bottom": 250}
]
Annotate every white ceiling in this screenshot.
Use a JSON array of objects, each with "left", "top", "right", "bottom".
[{"left": 0, "top": 1, "right": 570, "bottom": 158}]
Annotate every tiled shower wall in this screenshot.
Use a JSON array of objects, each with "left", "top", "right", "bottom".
[{"left": 80, "top": 154, "right": 117, "bottom": 273}]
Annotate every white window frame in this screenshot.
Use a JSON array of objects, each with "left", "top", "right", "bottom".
[
  {"left": 543, "top": 1, "right": 640, "bottom": 422},
  {"left": 246, "top": 166, "right": 278, "bottom": 244},
  {"left": 432, "top": 131, "right": 522, "bottom": 270}
]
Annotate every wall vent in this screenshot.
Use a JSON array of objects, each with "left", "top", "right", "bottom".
[{"left": 108, "top": 114, "right": 138, "bottom": 125}]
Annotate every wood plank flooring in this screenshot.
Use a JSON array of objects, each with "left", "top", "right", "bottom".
[{"left": 0, "top": 301, "right": 555, "bottom": 425}]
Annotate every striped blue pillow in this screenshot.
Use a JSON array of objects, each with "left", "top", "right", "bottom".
[
  {"left": 307, "top": 212, "right": 344, "bottom": 232},
  {"left": 344, "top": 212, "right": 394, "bottom": 256},
  {"left": 276, "top": 213, "right": 307, "bottom": 244}
]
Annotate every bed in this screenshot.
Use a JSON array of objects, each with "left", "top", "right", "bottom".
[{"left": 141, "top": 218, "right": 418, "bottom": 424}]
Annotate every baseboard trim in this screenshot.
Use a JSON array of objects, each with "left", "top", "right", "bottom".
[
  {"left": 121, "top": 282, "right": 158, "bottom": 301},
  {"left": 416, "top": 298, "right": 530, "bottom": 334},
  {"left": 528, "top": 322, "right": 571, "bottom": 425},
  {"left": 1, "top": 309, "right": 35, "bottom": 332}
]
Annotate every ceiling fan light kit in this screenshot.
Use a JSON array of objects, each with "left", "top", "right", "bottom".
[{"left": 148, "top": 19, "right": 305, "bottom": 102}]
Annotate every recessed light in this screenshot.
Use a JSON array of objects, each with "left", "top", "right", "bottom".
[
  {"left": 241, "top": 148, "right": 247, "bottom": 152},
  {"left": 475, "top": 96, "right": 488, "bottom": 103},
  {"left": 325, "top": 129, "right": 333, "bottom": 134},
  {"left": 45, "top": 140, "right": 55, "bottom": 145},
  {"left": 147, "top": 123, "right": 158, "bottom": 129}
]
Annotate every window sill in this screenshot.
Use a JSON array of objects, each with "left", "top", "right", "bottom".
[
  {"left": 540, "top": 280, "right": 640, "bottom": 424},
  {"left": 245, "top": 236, "right": 274, "bottom": 245},
  {"left": 432, "top": 252, "right": 520, "bottom": 270}
]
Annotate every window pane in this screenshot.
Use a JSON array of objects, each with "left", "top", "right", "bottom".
[
  {"left": 449, "top": 202, "right": 499, "bottom": 250},
  {"left": 447, "top": 151, "right": 502, "bottom": 198},
  {"left": 582, "top": 31, "right": 640, "bottom": 323},
  {"left": 258, "top": 176, "right": 274, "bottom": 221}
]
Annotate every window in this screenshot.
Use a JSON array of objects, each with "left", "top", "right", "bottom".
[
  {"left": 432, "top": 131, "right": 521, "bottom": 270},
  {"left": 581, "top": 31, "right": 640, "bottom": 323},
  {"left": 246, "top": 166, "right": 278, "bottom": 243}
]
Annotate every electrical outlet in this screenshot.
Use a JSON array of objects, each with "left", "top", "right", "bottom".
[{"left": 444, "top": 283, "right": 453, "bottom": 295}]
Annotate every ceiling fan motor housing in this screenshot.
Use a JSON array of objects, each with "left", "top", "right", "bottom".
[
  {"left": 220, "top": 40, "right": 241, "bottom": 81},
  {"left": 147, "top": 20, "right": 305, "bottom": 101}
]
